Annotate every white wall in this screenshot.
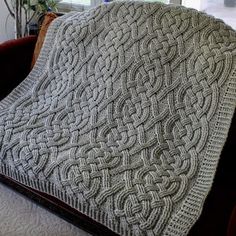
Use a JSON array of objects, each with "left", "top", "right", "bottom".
[
  {"left": 182, "top": 0, "right": 208, "bottom": 11},
  {"left": 0, "top": 1, "right": 15, "bottom": 43}
]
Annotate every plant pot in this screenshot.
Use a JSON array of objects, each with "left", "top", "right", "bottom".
[{"left": 28, "top": 22, "right": 39, "bottom": 35}]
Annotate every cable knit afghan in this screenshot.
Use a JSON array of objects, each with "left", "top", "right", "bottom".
[{"left": 0, "top": 2, "right": 236, "bottom": 236}]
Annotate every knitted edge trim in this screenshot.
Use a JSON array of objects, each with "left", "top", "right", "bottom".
[
  {"left": 164, "top": 74, "right": 236, "bottom": 235},
  {"left": 0, "top": 5, "right": 236, "bottom": 236}
]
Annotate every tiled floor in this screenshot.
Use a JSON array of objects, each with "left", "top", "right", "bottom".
[{"left": 0, "top": 183, "right": 91, "bottom": 236}]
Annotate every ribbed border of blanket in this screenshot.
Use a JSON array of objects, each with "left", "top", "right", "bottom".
[{"left": 0, "top": 5, "right": 236, "bottom": 236}]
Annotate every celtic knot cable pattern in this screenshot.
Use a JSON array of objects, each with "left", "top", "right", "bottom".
[{"left": 0, "top": 2, "right": 236, "bottom": 236}]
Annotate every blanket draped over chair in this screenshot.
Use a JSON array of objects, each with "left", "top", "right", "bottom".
[{"left": 0, "top": 2, "right": 236, "bottom": 235}]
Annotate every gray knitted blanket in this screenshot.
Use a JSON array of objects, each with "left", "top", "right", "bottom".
[{"left": 0, "top": 2, "right": 236, "bottom": 235}]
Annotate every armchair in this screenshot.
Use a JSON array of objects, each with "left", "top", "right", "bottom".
[
  {"left": 0, "top": 35, "right": 235, "bottom": 236},
  {"left": 0, "top": 36, "right": 37, "bottom": 101}
]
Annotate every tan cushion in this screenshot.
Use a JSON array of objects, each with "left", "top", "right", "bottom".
[{"left": 31, "top": 13, "right": 58, "bottom": 68}]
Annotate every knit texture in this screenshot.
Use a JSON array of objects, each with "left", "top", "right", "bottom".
[{"left": 0, "top": 2, "right": 236, "bottom": 235}]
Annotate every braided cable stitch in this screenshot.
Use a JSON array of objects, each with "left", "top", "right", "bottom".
[{"left": 0, "top": 2, "right": 236, "bottom": 235}]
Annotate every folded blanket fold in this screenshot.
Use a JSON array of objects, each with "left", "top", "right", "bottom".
[{"left": 0, "top": 2, "right": 236, "bottom": 235}]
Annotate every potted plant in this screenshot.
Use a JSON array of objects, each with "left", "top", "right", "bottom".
[{"left": 4, "top": 0, "right": 58, "bottom": 38}]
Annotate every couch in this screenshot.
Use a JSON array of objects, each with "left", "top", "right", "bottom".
[{"left": 0, "top": 35, "right": 235, "bottom": 236}]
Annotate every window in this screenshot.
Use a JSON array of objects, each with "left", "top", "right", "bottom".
[
  {"left": 58, "top": 0, "right": 236, "bottom": 30},
  {"left": 58, "top": 0, "right": 102, "bottom": 11},
  {"left": 182, "top": 0, "right": 236, "bottom": 30},
  {"left": 57, "top": 0, "right": 181, "bottom": 12},
  {"left": 60, "top": 0, "right": 91, "bottom": 5}
]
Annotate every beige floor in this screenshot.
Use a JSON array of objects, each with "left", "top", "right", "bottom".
[{"left": 0, "top": 183, "right": 91, "bottom": 236}]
